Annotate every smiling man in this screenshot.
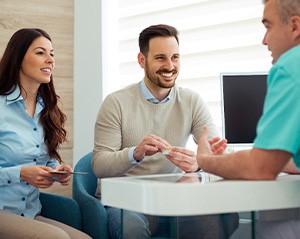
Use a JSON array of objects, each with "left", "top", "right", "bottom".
[{"left": 92, "top": 24, "right": 239, "bottom": 239}]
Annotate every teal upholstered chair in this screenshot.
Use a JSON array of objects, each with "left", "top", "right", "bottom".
[
  {"left": 39, "top": 192, "right": 82, "bottom": 230},
  {"left": 73, "top": 152, "right": 177, "bottom": 239},
  {"left": 73, "top": 152, "right": 109, "bottom": 239}
]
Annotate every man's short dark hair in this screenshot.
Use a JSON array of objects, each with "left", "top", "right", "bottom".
[{"left": 138, "top": 24, "right": 179, "bottom": 56}]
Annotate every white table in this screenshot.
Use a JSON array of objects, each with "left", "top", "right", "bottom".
[{"left": 101, "top": 172, "right": 300, "bottom": 216}]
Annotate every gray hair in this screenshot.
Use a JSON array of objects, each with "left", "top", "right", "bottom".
[{"left": 263, "top": 0, "right": 300, "bottom": 24}]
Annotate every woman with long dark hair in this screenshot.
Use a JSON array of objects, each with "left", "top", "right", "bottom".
[{"left": 0, "top": 28, "right": 90, "bottom": 239}]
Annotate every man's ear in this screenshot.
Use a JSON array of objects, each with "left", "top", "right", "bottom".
[
  {"left": 290, "top": 16, "right": 300, "bottom": 41},
  {"left": 138, "top": 52, "right": 145, "bottom": 68}
]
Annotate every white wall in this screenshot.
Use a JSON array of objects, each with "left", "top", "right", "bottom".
[{"left": 74, "top": 0, "right": 102, "bottom": 164}]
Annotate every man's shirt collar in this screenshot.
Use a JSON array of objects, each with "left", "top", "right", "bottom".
[{"left": 139, "top": 79, "right": 173, "bottom": 104}]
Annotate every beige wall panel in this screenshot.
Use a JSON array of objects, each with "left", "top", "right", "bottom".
[
  {"left": 0, "top": 0, "right": 74, "bottom": 196},
  {"left": 55, "top": 76, "right": 74, "bottom": 149}
]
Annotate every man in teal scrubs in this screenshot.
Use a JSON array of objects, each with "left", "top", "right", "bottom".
[
  {"left": 197, "top": 0, "right": 300, "bottom": 238},
  {"left": 197, "top": 0, "right": 300, "bottom": 180}
]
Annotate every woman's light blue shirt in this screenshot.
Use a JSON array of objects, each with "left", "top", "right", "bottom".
[{"left": 0, "top": 86, "right": 58, "bottom": 218}]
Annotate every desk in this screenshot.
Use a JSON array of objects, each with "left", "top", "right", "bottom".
[
  {"left": 101, "top": 172, "right": 300, "bottom": 238},
  {"left": 101, "top": 172, "right": 300, "bottom": 216}
]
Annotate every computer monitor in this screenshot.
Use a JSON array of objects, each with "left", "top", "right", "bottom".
[{"left": 220, "top": 72, "right": 268, "bottom": 150}]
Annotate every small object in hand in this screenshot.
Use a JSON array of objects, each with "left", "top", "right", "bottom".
[
  {"left": 162, "top": 148, "right": 172, "bottom": 155},
  {"left": 50, "top": 171, "right": 88, "bottom": 175},
  {"left": 49, "top": 177, "right": 60, "bottom": 181}
]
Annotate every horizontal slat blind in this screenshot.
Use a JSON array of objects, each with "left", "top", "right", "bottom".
[{"left": 102, "top": 0, "right": 272, "bottom": 150}]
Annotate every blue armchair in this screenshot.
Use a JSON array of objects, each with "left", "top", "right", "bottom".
[
  {"left": 39, "top": 192, "right": 82, "bottom": 230},
  {"left": 73, "top": 152, "right": 109, "bottom": 239},
  {"left": 73, "top": 152, "right": 171, "bottom": 239}
]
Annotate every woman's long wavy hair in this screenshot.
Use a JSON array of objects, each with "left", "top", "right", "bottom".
[{"left": 0, "top": 28, "right": 67, "bottom": 163}]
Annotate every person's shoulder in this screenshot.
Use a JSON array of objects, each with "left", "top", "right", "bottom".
[
  {"left": 173, "top": 85, "right": 205, "bottom": 108},
  {"left": 103, "top": 83, "right": 139, "bottom": 102},
  {"left": 278, "top": 45, "right": 300, "bottom": 66},
  {"left": 0, "top": 95, "right": 6, "bottom": 106},
  {"left": 273, "top": 45, "right": 300, "bottom": 79},
  {"left": 288, "top": 44, "right": 300, "bottom": 57},
  {"left": 0, "top": 95, "right": 7, "bottom": 113},
  {"left": 174, "top": 85, "right": 202, "bottom": 99}
]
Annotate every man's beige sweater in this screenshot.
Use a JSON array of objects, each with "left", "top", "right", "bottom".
[{"left": 93, "top": 83, "right": 219, "bottom": 197}]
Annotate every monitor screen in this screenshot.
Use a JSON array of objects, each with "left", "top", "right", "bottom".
[{"left": 220, "top": 73, "right": 268, "bottom": 145}]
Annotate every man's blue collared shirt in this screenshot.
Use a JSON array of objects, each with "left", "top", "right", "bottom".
[
  {"left": 139, "top": 79, "right": 173, "bottom": 104},
  {"left": 0, "top": 86, "right": 58, "bottom": 218}
]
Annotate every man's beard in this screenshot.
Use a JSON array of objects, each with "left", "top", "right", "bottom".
[{"left": 145, "top": 62, "right": 177, "bottom": 89}]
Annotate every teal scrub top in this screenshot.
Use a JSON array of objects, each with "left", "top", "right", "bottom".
[{"left": 254, "top": 45, "right": 300, "bottom": 169}]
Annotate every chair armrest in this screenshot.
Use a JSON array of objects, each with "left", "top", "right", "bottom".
[
  {"left": 40, "top": 192, "right": 82, "bottom": 230},
  {"left": 73, "top": 189, "right": 109, "bottom": 239}
]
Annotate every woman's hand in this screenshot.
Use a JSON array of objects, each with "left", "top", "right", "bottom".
[
  {"left": 20, "top": 165, "right": 55, "bottom": 188},
  {"left": 53, "top": 164, "right": 73, "bottom": 186}
]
